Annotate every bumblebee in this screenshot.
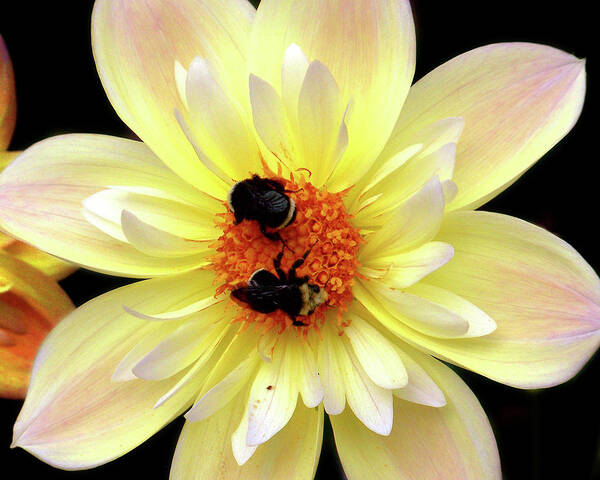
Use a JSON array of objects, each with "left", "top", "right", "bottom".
[
  {"left": 227, "top": 175, "right": 296, "bottom": 241},
  {"left": 231, "top": 246, "right": 328, "bottom": 326}
]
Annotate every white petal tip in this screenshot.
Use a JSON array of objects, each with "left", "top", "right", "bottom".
[{"left": 324, "top": 402, "right": 345, "bottom": 416}]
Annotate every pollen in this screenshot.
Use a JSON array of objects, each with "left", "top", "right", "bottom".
[{"left": 208, "top": 171, "right": 362, "bottom": 334}]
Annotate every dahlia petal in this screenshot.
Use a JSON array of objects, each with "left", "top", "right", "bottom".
[
  {"left": 331, "top": 352, "right": 500, "bottom": 480},
  {"left": 378, "top": 116, "right": 464, "bottom": 168},
  {"left": 246, "top": 335, "right": 298, "bottom": 446},
  {"left": 133, "top": 310, "right": 227, "bottom": 381},
  {"left": 357, "top": 143, "right": 423, "bottom": 198},
  {"left": 249, "top": 74, "right": 296, "bottom": 167},
  {"left": 406, "top": 283, "right": 497, "bottom": 338},
  {"left": 359, "top": 241, "right": 454, "bottom": 289},
  {"left": 344, "top": 315, "right": 408, "bottom": 390},
  {"left": 249, "top": 0, "right": 416, "bottom": 190},
  {"left": 92, "top": 0, "right": 255, "bottom": 197},
  {"left": 0, "top": 35, "right": 16, "bottom": 151},
  {"left": 338, "top": 335, "right": 394, "bottom": 436},
  {"left": 174, "top": 61, "right": 188, "bottom": 109},
  {"left": 281, "top": 44, "right": 309, "bottom": 127},
  {"left": 297, "top": 61, "right": 345, "bottom": 187},
  {"left": 0, "top": 150, "right": 18, "bottom": 169},
  {"left": 83, "top": 188, "right": 220, "bottom": 241},
  {"left": 172, "top": 401, "right": 323, "bottom": 479},
  {"left": 359, "top": 279, "right": 470, "bottom": 339},
  {"left": 386, "top": 43, "right": 586, "bottom": 210},
  {"left": 0, "top": 134, "right": 209, "bottom": 277},
  {"left": 123, "top": 298, "right": 222, "bottom": 322},
  {"left": 392, "top": 345, "right": 446, "bottom": 407},
  {"left": 112, "top": 322, "right": 179, "bottom": 382},
  {"left": 121, "top": 210, "right": 210, "bottom": 258},
  {"left": 317, "top": 324, "right": 346, "bottom": 415},
  {"left": 153, "top": 348, "right": 228, "bottom": 409},
  {"left": 0, "top": 253, "right": 73, "bottom": 398},
  {"left": 359, "top": 176, "right": 445, "bottom": 259},
  {"left": 288, "top": 337, "right": 323, "bottom": 408},
  {"left": 420, "top": 211, "right": 600, "bottom": 387},
  {"left": 12, "top": 272, "right": 213, "bottom": 469},
  {"left": 354, "top": 142, "right": 455, "bottom": 224},
  {"left": 232, "top": 395, "right": 258, "bottom": 464},
  {"left": 186, "top": 355, "right": 257, "bottom": 422},
  {"left": 185, "top": 57, "right": 260, "bottom": 179},
  {"left": 3, "top": 242, "right": 77, "bottom": 281},
  {"left": 173, "top": 108, "right": 233, "bottom": 190}
]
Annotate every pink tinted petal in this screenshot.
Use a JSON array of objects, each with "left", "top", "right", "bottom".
[
  {"left": 171, "top": 402, "right": 323, "bottom": 479},
  {"left": 11, "top": 270, "right": 215, "bottom": 469},
  {"left": 384, "top": 43, "right": 585, "bottom": 210},
  {"left": 0, "top": 35, "right": 16, "bottom": 150},
  {"left": 92, "top": 0, "right": 255, "bottom": 196},
  {"left": 249, "top": 0, "right": 416, "bottom": 190},
  {"left": 331, "top": 350, "right": 500, "bottom": 480},
  {"left": 0, "top": 134, "right": 209, "bottom": 277}
]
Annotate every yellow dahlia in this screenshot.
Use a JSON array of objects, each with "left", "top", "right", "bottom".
[
  {"left": 0, "top": 0, "right": 595, "bottom": 478},
  {"left": 0, "top": 34, "right": 75, "bottom": 399}
]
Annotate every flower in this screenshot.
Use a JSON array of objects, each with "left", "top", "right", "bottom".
[
  {"left": 0, "top": 34, "right": 75, "bottom": 399},
  {"left": 0, "top": 0, "right": 595, "bottom": 478}
]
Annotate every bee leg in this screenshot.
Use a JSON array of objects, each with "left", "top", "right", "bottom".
[
  {"left": 273, "top": 248, "right": 287, "bottom": 281},
  {"left": 261, "top": 224, "right": 293, "bottom": 253},
  {"left": 292, "top": 317, "right": 308, "bottom": 327},
  {"left": 289, "top": 242, "right": 317, "bottom": 280}
]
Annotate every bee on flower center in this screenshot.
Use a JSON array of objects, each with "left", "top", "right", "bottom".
[
  {"left": 227, "top": 175, "right": 297, "bottom": 242},
  {"left": 231, "top": 245, "right": 328, "bottom": 327}
]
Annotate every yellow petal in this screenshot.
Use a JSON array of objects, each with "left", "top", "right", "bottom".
[
  {"left": 0, "top": 35, "right": 16, "bottom": 151},
  {"left": 12, "top": 271, "right": 214, "bottom": 468},
  {"left": 391, "top": 344, "right": 445, "bottom": 407},
  {"left": 296, "top": 60, "right": 346, "bottom": 187},
  {"left": 344, "top": 314, "right": 408, "bottom": 390},
  {"left": 358, "top": 279, "right": 470, "bottom": 339},
  {"left": 91, "top": 0, "right": 255, "bottom": 197},
  {"left": 317, "top": 322, "right": 346, "bottom": 415},
  {"left": 354, "top": 142, "right": 455, "bottom": 225},
  {"left": 0, "top": 150, "right": 19, "bottom": 170},
  {"left": 184, "top": 57, "right": 260, "bottom": 179},
  {"left": 0, "top": 134, "right": 211, "bottom": 277},
  {"left": 281, "top": 44, "right": 309, "bottom": 131},
  {"left": 359, "top": 241, "right": 454, "bottom": 289},
  {"left": 3, "top": 241, "right": 76, "bottom": 281},
  {"left": 331, "top": 351, "right": 500, "bottom": 480},
  {"left": 249, "top": 73, "right": 297, "bottom": 169},
  {"left": 185, "top": 354, "right": 258, "bottom": 422},
  {"left": 386, "top": 43, "right": 585, "bottom": 210},
  {"left": 364, "top": 211, "right": 600, "bottom": 388},
  {"left": 358, "top": 176, "right": 444, "bottom": 260},
  {"left": 425, "top": 211, "right": 600, "bottom": 387},
  {"left": 120, "top": 210, "right": 211, "bottom": 259},
  {"left": 288, "top": 337, "right": 323, "bottom": 408},
  {"left": 82, "top": 188, "right": 220, "bottom": 241},
  {"left": 0, "top": 253, "right": 73, "bottom": 399},
  {"left": 323, "top": 321, "right": 393, "bottom": 435},
  {"left": 172, "top": 402, "right": 323, "bottom": 479},
  {"left": 249, "top": 0, "right": 416, "bottom": 190},
  {"left": 404, "top": 282, "right": 496, "bottom": 338},
  {"left": 246, "top": 332, "right": 299, "bottom": 446},
  {"left": 132, "top": 308, "right": 226, "bottom": 381}
]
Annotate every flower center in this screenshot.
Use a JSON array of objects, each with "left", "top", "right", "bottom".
[{"left": 209, "top": 171, "right": 362, "bottom": 334}]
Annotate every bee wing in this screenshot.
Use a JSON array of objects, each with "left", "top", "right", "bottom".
[
  {"left": 249, "top": 269, "right": 280, "bottom": 287},
  {"left": 258, "top": 190, "right": 289, "bottom": 216}
]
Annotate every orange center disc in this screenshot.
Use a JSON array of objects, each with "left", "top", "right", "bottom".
[{"left": 208, "top": 171, "right": 362, "bottom": 334}]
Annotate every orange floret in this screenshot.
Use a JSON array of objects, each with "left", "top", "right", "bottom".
[{"left": 208, "top": 171, "right": 362, "bottom": 334}]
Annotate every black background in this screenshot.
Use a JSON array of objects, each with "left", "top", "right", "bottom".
[{"left": 0, "top": 1, "right": 596, "bottom": 479}]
